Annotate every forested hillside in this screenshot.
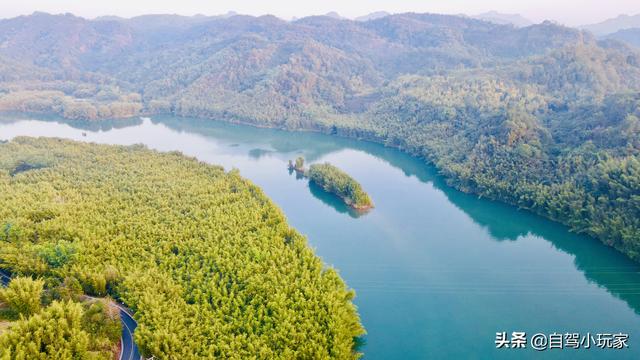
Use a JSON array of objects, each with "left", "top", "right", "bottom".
[
  {"left": 0, "top": 12, "right": 593, "bottom": 123},
  {"left": 0, "top": 12, "right": 638, "bottom": 262},
  {"left": 0, "top": 277, "right": 121, "bottom": 360},
  {"left": 0, "top": 138, "right": 364, "bottom": 359}
]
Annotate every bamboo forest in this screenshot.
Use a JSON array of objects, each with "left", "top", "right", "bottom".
[
  {"left": 0, "top": 137, "right": 364, "bottom": 359},
  {"left": 1, "top": 3, "right": 640, "bottom": 359}
]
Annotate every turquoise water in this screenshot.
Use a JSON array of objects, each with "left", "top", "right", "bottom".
[{"left": 1, "top": 115, "right": 640, "bottom": 359}]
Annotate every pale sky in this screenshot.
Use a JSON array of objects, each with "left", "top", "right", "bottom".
[{"left": 1, "top": 0, "right": 639, "bottom": 26}]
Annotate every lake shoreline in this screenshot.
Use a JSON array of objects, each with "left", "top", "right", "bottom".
[
  {"left": 0, "top": 110, "right": 626, "bottom": 263},
  {"left": 2, "top": 114, "right": 640, "bottom": 359}
]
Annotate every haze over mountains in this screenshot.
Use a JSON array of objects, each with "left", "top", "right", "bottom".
[
  {"left": 472, "top": 11, "right": 533, "bottom": 27},
  {"left": 0, "top": 10, "right": 637, "bottom": 122},
  {"left": 581, "top": 13, "right": 640, "bottom": 35},
  {"left": 96, "top": 10, "right": 640, "bottom": 50},
  {"left": 604, "top": 28, "right": 640, "bottom": 47},
  {"left": 579, "top": 13, "right": 640, "bottom": 48},
  {"left": 0, "top": 10, "right": 639, "bottom": 264},
  {"left": 355, "top": 11, "right": 391, "bottom": 22},
  {"left": 0, "top": 10, "right": 607, "bottom": 121},
  {"left": 0, "top": 7, "right": 639, "bottom": 360}
]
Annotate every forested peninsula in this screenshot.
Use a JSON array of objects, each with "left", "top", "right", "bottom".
[
  {"left": 0, "top": 137, "right": 364, "bottom": 359},
  {"left": 0, "top": 12, "right": 638, "bottom": 263}
]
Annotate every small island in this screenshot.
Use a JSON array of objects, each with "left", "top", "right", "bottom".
[
  {"left": 290, "top": 158, "right": 374, "bottom": 211},
  {"left": 288, "top": 157, "right": 306, "bottom": 173}
]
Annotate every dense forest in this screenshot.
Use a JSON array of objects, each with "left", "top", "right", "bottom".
[
  {"left": 0, "top": 12, "right": 638, "bottom": 259},
  {"left": 0, "top": 276, "right": 121, "bottom": 359},
  {"left": 0, "top": 138, "right": 364, "bottom": 359},
  {"left": 307, "top": 163, "right": 374, "bottom": 210}
]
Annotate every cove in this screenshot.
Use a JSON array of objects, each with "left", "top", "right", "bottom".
[{"left": 1, "top": 114, "right": 640, "bottom": 359}]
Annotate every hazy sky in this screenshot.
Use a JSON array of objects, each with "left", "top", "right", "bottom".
[{"left": 2, "top": 0, "right": 639, "bottom": 26}]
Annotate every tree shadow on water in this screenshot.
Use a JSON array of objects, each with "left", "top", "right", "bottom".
[
  {"left": 307, "top": 180, "right": 368, "bottom": 219},
  {"left": 11, "top": 113, "right": 640, "bottom": 316}
]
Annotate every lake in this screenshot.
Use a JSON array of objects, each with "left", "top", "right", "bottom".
[{"left": 1, "top": 114, "right": 639, "bottom": 359}]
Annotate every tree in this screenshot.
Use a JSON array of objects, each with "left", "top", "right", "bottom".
[
  {"left": 0, "top": 301, "right": 90, "bottom": 360},
  {"left": 37, "top": 241, "right": 77, "bottom": 268},
  {"left": 0, "top": 277, "right": 44, "bottom": 317},
  {"left": 51, "top": 277, "right": 84, "bottom": 302},
  {"left": 82, "top": 299, "right": 121, "bottom": 345}
]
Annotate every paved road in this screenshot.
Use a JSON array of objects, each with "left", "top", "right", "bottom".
[
  {"left": 117, "top": 303, "right": 142, "bottom": 360},
  {"left": 0, "top": 269, "right": 142, "bottom": 360},
  {"left": 0, "top": 270, "right": 9, "bottom": 286}
]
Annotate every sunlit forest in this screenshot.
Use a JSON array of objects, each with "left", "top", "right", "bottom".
[
  {"left": 0, "top": 276, "right": 121, "bottom": 360},
  {"left": 0, "top": 12, "right": 638, "bottom": 262},
  {"left": 0, "top": 8, "right": 639, "bottom": 359},
  {"left": 0, "top": 137, "right": 364, "bottom": 359}
]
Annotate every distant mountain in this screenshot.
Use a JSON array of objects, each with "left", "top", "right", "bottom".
[
  {"left": 221, "top": 11, "right": 239, "bottom": 18},
  {"left": 0, "top": 10, "right": 612, "bottom": 128},
  {"left": 0, "top": 11, "right": 598, "bottom": 122},
  {"left": 604, "top": 27, "right": 640, "bottom": 47},
  {"left": 95, "top": 12, "right": 239, "bottom": 31},
  {"left": 1, "top": 12, "right": 639, "bottom": 267},
  {"left": 324, "top": 12, "right": 346, "bottom": 20},
  {"left": 115, "top": 14, "right": 214, "bottom": 31},
  {"left": 473, "top": 11, "right": 533, "bottom": 27},
  {"left": 582, "top": 14, "right": 640, "bottom": 36},
  {"left": 94, "top": 15, "right": 125, "bottom": 22},
  {"left": 355, "top": 11, "right": 390, "bottom": 22},
  {"left": 0, "top": 12, "right": 133, "bottom": 69},
  {"left": 0, "top": 12, "right": 592, "bottom": 80}
]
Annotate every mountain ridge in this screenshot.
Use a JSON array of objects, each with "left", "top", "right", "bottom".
[
  {"left": 473, "top": 11, "right": 534, "bottom": 27},
  {"left": 581, "top": 13, "right": 640, "bottom": 35},
  {"left": 0, "top": 11, "right": 639, "bottom": 264},
  {"left": 604, "top": 27, "right": 640, "bottom": 47}
]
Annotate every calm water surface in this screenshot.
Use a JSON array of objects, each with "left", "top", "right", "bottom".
[{"left": 2, "top": 115, "right": 640, "bottom": 359}]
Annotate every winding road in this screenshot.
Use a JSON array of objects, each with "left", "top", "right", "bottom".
[
  {"left": 117, "top": 303, "right": 142, "bottom": 360},
  {"left": 0, "top": 270, "right": 142, "bottom": 360}
]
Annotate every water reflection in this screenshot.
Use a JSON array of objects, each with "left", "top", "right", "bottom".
[
  {"left": 2, "top": 114, "right": 640, "bottom": 356},
  {"left": 65, "top": 118, "right": 144, "bottom": 132},
  {"left": 306, "top": 181, "right": 365, "bottom": 219},
  {"left": 153, "top": 115, "right": 346, "bottom": 163},
  {"left": 135, "top": 115, "right": 640, "bottom": 317},
  {"left": 0, "top": 112, "right": 144, "bottom": 131},
  {"left": 248, "top": 148, "right": 273, "bottom": 159}
]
